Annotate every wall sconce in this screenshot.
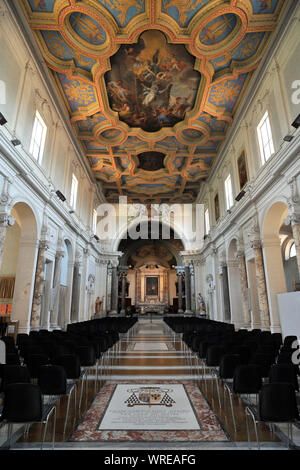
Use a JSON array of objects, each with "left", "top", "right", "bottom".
[
  {"left": 55, "top": 190, "right": 66, "bottom": 202},
  {"left": 0, "top": 113, "right": 7, "bottom": 126}
]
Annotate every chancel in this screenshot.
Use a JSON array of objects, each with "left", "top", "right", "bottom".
[{"left": 0, "top": 0, "right": 300, "bottom": 453}]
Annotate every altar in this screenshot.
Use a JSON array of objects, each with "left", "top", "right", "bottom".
[{"left": 138, "top": 302, "right": 167, "bottom": 314}]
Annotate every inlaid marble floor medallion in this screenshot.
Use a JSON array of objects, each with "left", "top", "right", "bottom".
[
  {"left": 98, "top": 384, "right": 201, "bottom": 431},
  {"left": 70, "top": 380, "right": 230, "bottom": 442}
]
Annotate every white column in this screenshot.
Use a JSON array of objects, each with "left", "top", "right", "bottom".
[
  {"left": 263, "top": 237, "right": 286, "bottom": 332},
  {"left": 31, "top": 240, "right": 49, "bottom": 330},
  {"left": 50, "top": 250, "right": 64, "bottom": 329}
]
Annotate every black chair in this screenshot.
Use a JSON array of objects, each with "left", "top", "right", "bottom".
[
  {"left": 5, "top": 353, "right": 21, "bottom": 366},
  {"left": 245, "top": 383, "right": 300, "bottom": 449},
  {"left": 1, "top": 383, "right": 56, "bottom": 449},
  {"left": 224, "top": 364, "right": 262, "bottom": 433},
  {"left": 26, "top": 354, "right": 50, "bottom": 380},
  {"left": 249, "top": 353, "right": 275, "bottom": 378},
  {"left": 54, "top": 354, "right": 82, "bottom": 427},
  {"left": 0, "top": 365, "right": 31, "bottom": 392},
  {"left": 1, "top": 337, "right": 17, "bottom": 353},
  {"left": 230, "top": 345, "right": 251, "bottom": 364},
  {"left": 283, "top": 336, "right": 298, "bottom": 349},
  {"left": 38, "top": 365, "right": 76, "bottom": 436},
  {"left": 269, "top": 364, "right": 299, "bottom": 392},
  {"left": 218, "top": 354, "right": 241, "bottom": 407},
  {"left": 204, "top": 345, "right": 226, "bottom": 407},
  {"left": 75, "top": 345, "right": 97, "bottom": 411}
]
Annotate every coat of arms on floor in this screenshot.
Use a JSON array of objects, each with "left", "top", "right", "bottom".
[{"left": 125, "top": 387, "right": 176, "bottom": 407}]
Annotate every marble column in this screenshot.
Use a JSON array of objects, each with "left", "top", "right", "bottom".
[
  {"left": 134, "top": 268, "right": 138, "bottom": 305},
  {"left": 176, "top": 267, "right": 184, "bottom": 313},
  {"left": 184, "top": 265, "right": 192, "bottom": 314},
  {"left": 236, "top": 250, "right": 251, "bottom": 329},
  {"left": 109, "top": 265, "right": 119, "bottom": 315},
  {"left": 50, "top": 250, "right": 64, "bottom": 329},
  {"left": 31, "top": 240, "right": 48, "bottom": 330},
  {"left": 221, "top": 263, "right": 231, "bottom": 322},
  {"left": 119, "top": 267, "right": 128, "bottom": 315},
  {"left": 0, "top": 213, "right": 15, "bottom": 269},
  {"left": 189, "top": 263, "right": 196, "bottom": 314},
  {"left": 164, "top": 270, "right": 169, "bottom": 305},
  {"left": 71, "top": 262, "right": 81, "bottom": 322},
  {"left": 106, "top": 265, "right": 112, "bottom": 314},
  {"left": 250, "top": 239, "right": 270, "bottom": 330}
]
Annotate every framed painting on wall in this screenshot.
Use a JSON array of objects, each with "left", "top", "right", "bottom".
[
  {"left": 214, "top": 193, "right": 220, "bottom": 221},
  {"left": 146, "top": 276, "right": 159, "bottom": 296},
  {"left": 237, "top": 150, "right": 249, "bottom": 190}
]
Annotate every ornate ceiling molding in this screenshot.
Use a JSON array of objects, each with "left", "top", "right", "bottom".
[{"left": 19, "top": 0, "right": 286, "bottom": 202}]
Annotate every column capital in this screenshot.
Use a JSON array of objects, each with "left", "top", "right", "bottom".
[
  {"left": 39, "top": 239, "right": 49, "bottom": 251},
  {"left": 55, "top": 249, "right": 65, "bottom": 259},
  {"left": 0, "top": 213, "right": 15, "bottom": 227},
  {"left": 235, "top": 249, "right": 245, "bottom": 259},
  {"left": 250, "top": 239, "right": 262, "bottom": 249},
  {"left": 175, "top": 266, "right": 185, "bottom": 275}
]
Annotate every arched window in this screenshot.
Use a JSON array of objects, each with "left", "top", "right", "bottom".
[{"left": 290, "top": 242, "right": 296, "bottom": 258}]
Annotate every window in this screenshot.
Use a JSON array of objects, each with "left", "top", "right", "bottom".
[
  {"left": 92, "top": 209, "right": 97, "bottom": 234},
  {"left": 70, "top": 174, "right": 78, "bottom": 210},
  {"left": 290, "top": 242, "right": 296, "bottom": 258},
  {"left": 224, "top": 174, "right": 233, "bottom": 210},
  {"left": 257, "top": 111, "right": 274, "bottom": 164},
  {"left": 29, "top": 111, "right": 47, "bottom": 162},
  {"left": 205, "top": 208, "right": 210, "bottom": 234}
]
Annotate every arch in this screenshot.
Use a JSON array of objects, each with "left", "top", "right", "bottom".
[
  {"left": 9, "top": 196, "right": 41, "bottom": 236},
  {"left": 112, "top": 216, "right": 189, "bottom": 252},
  {"left": 120, "top": 238, "right": 183, "bottom": 267},
  {"left": 262, "top": 200, "right": 289, "bottom": 332},
  {"left": 8, "top": 202, "right": 38, "bottom": 333}
]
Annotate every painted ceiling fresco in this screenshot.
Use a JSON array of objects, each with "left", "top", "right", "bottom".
[{"left": 20, "top": 0, "right": 285, "bottom": 203}]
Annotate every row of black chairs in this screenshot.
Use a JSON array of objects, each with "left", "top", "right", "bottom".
[
  {"left": 0, "top": 317, "right": 137, "bottom": 448},
  {"left": 164, "top": 316, "right": 300, "bottom": 449}
]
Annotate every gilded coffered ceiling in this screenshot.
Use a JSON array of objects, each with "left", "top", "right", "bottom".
[{"left": 19, "top": 0, "right": 285, "bottom": 203}]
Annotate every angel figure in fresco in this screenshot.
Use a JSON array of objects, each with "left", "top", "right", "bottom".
[
  {"left": 162, "top": 0, "right": 205, "bottom": 26},
  {"left": 103, "top": 0, "right": 144, "bottom": 26},
  {"left": 256, "top": 0, "right": 273, "bottom": 12},
  {"left": 33, "top": 0, "right": 46, "bottom": 9}
]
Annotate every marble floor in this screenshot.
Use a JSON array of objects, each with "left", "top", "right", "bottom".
[{"left": 2, "top": 318, "right": 299, "bottom": 450}]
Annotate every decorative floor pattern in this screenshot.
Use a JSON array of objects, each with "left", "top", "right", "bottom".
[
  {"left": 133, "top": 342, "right": 169, "bottom": 351},
  {"left": 70, "top": 380, "right": 230, "bottom": 442}
]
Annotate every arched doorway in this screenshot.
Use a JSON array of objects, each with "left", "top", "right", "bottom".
[
  {"left": 1, "top": 202, "right": 38, "bottom": 333},
  {"left": 117, "top": 222, "right": 184, "bottom": 314},
  {"left": 262, "top": 201, "right": 289, "bottom": 332}
]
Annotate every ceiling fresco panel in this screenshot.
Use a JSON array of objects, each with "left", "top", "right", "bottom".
[{"left": 19, "top": 0, "right": 286, "bottom": 202}]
